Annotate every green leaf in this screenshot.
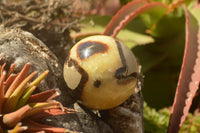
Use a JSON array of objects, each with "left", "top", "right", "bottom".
[
  {"left": 132, "top": 30, "right": 185, "bottom": 109},
  {"left": 143, "top": 6, "right": 185, "bottom": 38},
  {"left": 71, "top": 15, "right": 154, "bottom": 48},
  {"left": 132, "top": 44, "right": 167, "bottom": 73},
  {"left": 117, "top": 28, "right": 154, "bottom": 48},
  {"left": 191, "top": 6, "right": 200, "bottom": 22},
  {"left": 15, "top": 86, "right": 37, "bottom": 110},
  {"left": 140, "top": 3, "right": 170, "bottom": 29},
  {"left": 143, "top": 68, "right": 177, "bottom": 109},
  {"left": 120, "top": 0, "right": 132, "bottom": 6}
]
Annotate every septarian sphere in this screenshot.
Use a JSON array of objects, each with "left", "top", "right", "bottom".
[{"left": 63, "top": 35, "right": 138, "bottom": 110}]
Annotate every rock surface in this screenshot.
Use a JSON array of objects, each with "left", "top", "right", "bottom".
[{"left": 0, "top": 26, "right": 73, "bottom": 104}]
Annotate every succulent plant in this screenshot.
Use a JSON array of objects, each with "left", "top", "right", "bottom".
[{"left": 0, "top": 63, "right": 76, "bottom": 133}]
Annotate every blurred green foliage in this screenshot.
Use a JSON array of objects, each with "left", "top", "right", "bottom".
[
  {"left": 120, "top": 0, "right": 132, "bottom": 5},
  {"left": 144, "top": 102, "right": 169, "bottom": 133},
  {"left": 144, "top": 102, "right": 200, "bottom": 133}
]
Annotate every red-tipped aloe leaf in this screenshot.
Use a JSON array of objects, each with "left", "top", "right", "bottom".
[
  {"left": 28, "top": 108, "right": 76, "bottom": 121},
  {"left": 103, "top": 0, "right": 169, "bottom": 37},
  {"left": 4, "top": 74, "right": 17, "bottom": 92},
  {"left": 27, "top": 89, "right": 61, "bottom": 103},
  {"left": 167, "top": 6, "right": 200, "bottom": 133},
  {"left": 0, "top": 71, "right": 6, "bottom": 114},
  {"left": 23, "top": 120, "right": 76, "bottom": 133},
  {"left": 23, "top": 120, "right": 64, "bottom": 133},
  {"left": 16, "top": 70, "right": 49, "bottom": 109},
  {"left": 5, "top": 63, "right": 31, "bottom": 98},
  {"left": 3, "top": 105, "right": 32, "bottom": 127},
  {"left": 6, "top": 63, "right": 16, "bottom": 79},
  {"left": 26, "top": 102, "right": 61, "bottom": 117},
  {"left": 4, "top": 71, "right": 37, "bottom": 113},
  {"left": 0, "top": 63, "right": 6, "bottom": 75},
  {"left": 26, "top": 70, "right": 49, "bottom": 90},
  {"left": 16, "top": 86, "right": 37, "bottom": 109}
]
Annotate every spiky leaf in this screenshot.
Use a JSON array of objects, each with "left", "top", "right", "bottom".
[{"left": 167, "top": 6, "right": 200, "bottom": 133}]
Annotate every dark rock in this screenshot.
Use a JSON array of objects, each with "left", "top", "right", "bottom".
[
  {"left": 101, "top": 92, "right": 144, "bottom": 133},
  {"left": 101, "top": 76, "right": 144, "bottom": 133},
  {"left": 0, "top": 26, "right": 74, "bottom": 106}
]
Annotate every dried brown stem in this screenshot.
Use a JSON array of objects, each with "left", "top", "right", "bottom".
[{"left": 0, "top": 0, "right": 78, "bottom": 33}]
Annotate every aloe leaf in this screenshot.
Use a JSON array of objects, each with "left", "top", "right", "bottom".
[
  {"left": 0, "top": 71, "right": 6, "bottom": 114},
  {"left": 28, "top": 108, "right": 75, "bottom": 121},
  {"left": 4, "top": 71, "right": 37, "bottom": 113},
  {"left": 6, "top": 63, "right": 16, "bottom": 79},
  {"left": 5, "top": 63, "right": 31, "bottom": 98},
  {"left": 27, "top": 89, "right": 61, "bottom": 103},
  {"left": 0, "top": 63, "right": 6, "bottom": 75},
  {"left": 7, "top": 122, "right": 28, "bottom": 133},
  {"left": 23, "top": 120, "right": 76, "bottom": 133},
  {"left": 144, "top": 0, "right": 197, "bottom": 38},
  {"left": 103, "top": 0, "right": 169, "bottom": 37},
  {"left": 132, "top": 45, "right": 168, "bottom": 73},
  {"left": 167, "top": 6, "right": 200, "bottom": 133},
  {"left": 4, "top": 74, "right": 17, "bottom": 93},
  {"left": 191, "top": 4, "right": 200, "bottom": 20},
  {"left": 103, "top": 0, "right": 147, "bottom": 37},
  {"left": 71, "top": 15, "right": 154, "bottom": 48},
  {"left": 117, "top": 28, "right": 155, "bottom": 48},
  {"left": 120, "top": 0, "right": 132, "bottom": 6},
  {"left": 16, "top": 86, "right": 37, "bottom": 110},
  {"left": 169, "top": 0, "right": 197, "bottom": 10},
  {"left": 3, "top": 105, "right": 31, "bottom": 127},
  {"left": 145, "top": 6, "right": 185, "bottom": 38},
  {"left": 26, "top": 70, "right": 49, "bottom": 90},
  {"left": 26, "top": 102, "right": 61, "bottom": 117},
  {"left": 15, "top": 70, "right": 49, "bottom": 109}
]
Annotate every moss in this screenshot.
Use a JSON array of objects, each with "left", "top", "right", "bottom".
[{"left": 144, "top": 102, "right": 200, "bottom": 133}]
